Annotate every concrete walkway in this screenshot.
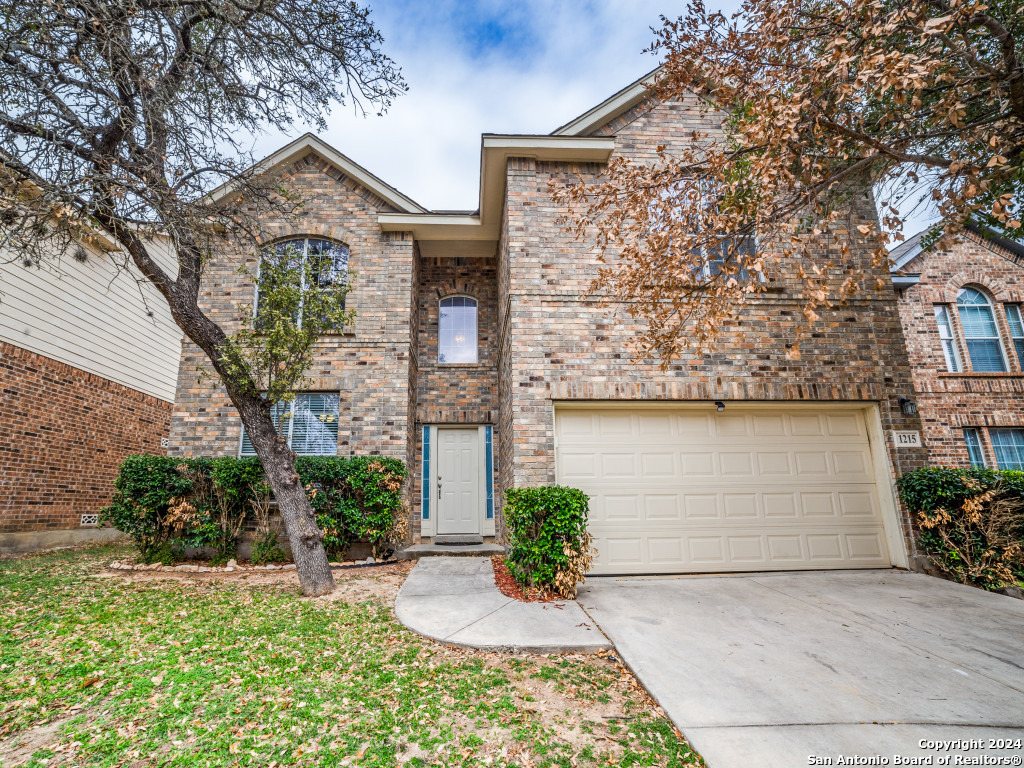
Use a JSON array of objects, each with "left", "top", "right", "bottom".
[
  {"left": 580, "top": 570, "right": 1024, "bottom": 768},
  {"left": 394, "top": 557, "right": 611, "bottom": 654}
]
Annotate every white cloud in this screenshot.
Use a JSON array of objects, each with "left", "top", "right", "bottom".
[{"left": 253, "top": 0, "right": 704, "bottom": 210}]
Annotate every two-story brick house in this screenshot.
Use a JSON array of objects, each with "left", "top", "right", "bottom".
[
  {"left": 169, "top": 71, "right": 927, "bottom": 575},
  {"left": 892, "top": 223, "right": 1024, "bottom": 469}
]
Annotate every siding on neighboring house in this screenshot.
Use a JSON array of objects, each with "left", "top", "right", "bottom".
[
  {"left": 894, "top": 229, "right": 1024, "bottom": 468},
  {"left": 0, "top": 236, "right": 180, "bottom": 548},
  {"left": 0, "top": 236, "right": 181, "bottom": 402}
]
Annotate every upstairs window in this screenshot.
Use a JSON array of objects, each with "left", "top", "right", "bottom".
[
  {"left": 934, "top": 305, "right": 961, "bottom": 372},
  {"left": 1005, "top": 304, "right": 1024, "bottom": 367},
  {"left": 438, "top": 296, "right": 478, "bottom": 364},
  {"left": 956, "top": 288, "right": 1007, "bottom": 372},
  {"left": 255, "top": 238, "right": 349, "bottom": 327},
  {"left": 240, "top": 393, "right": 339, "bottom": 457}
]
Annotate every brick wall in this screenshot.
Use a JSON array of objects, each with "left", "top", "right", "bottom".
[
  {"left": 895, "top": 230, "right": 1024, "bottom": 467},
  {"left": 0, "top": 341, "right": 171, "bottom": 532},
  {"left": 495, "top": 94, "right": 927, "bottom": 545},
  {"left": 168, "top": 152, "right": 416, "bottom": 464},
  {"left": 410, "top": 257, "right": 499, "bottom": 537}
]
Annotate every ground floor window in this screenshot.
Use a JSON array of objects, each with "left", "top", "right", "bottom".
[
  {"left": 963, "top": 428, "right": 986, "bottom": 467},
  {"left": 990, "top": 428, "right": 1024, "bottom": 470},
  {"left": 240, "top": 393, "right": 339, "bottom": 456}
]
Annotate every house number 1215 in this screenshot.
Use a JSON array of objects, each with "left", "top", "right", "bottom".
[{"left": 892, "top": 430, "right": 922, "bottom": 447}]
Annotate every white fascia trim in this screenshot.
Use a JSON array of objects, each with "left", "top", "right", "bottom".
[
  {"left": 379, "top": 136, "right": 614, "bottom": 244},
  {"left": 207, "top": 133, "right": 426, "bottom": 214},
  {"left": 551, "top": 67, "right": 662, "bottom": 136}
]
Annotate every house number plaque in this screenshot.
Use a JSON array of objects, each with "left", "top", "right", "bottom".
[{"left": 891, "top": 430, "right": 922, "bottom": 448}]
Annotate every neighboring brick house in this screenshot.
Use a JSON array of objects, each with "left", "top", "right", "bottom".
[
  {"left": 169, "top": 71, "right": 928, "bottom": 575},
  {"left": 0, "top": 234, "right": 181, "bottom": 553},
  {"left": 891, "top": 223, "right": 1024, "bottom": 470}
]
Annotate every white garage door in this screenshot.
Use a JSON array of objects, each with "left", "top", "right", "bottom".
[{"left": 555, "top": 406, "right": 892, "bottom": 575}]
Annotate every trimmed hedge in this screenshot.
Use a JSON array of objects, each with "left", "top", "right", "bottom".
[
  {"left": 897, "top": 467, "right": 1024, "bottom": 589},
  {"left": 504, "top": 486, "right": 595, "bottom": 598},
  {"left": 100, "top": 454, "right": 408, "bottom": 564}
]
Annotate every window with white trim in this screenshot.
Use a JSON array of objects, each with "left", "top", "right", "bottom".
[
  {"left": 240, "top": 393, "right": 339, "bottom": 456},
  {"left": 963, "top": 428, "right": 986, "bottom": 468},
  {"left": 255, "top": 238, "right": 349, "bottom": 327},
  {"left": 934, "top": 305, "right": 961, "bottom": 373},
  {"left": 1005, "top": 304, "right": 1024, "bottom": 368},
  {"left": 438, "top": 296, "right": 478, "bottom": 364},
  {"left": 956, "top": 287, "right": 1007, "bottom": 372},
  {"left": 990, "top": 428, "right": 1024, "bottom": 470}
]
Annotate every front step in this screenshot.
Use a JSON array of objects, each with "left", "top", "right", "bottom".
[
  {"left": 433, "top": 534, "right": 484, "bottom": 545},
  {"left": 397, "top": 543, "right": 504, "bottom": 559}
]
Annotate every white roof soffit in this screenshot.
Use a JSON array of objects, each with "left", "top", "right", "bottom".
[
  {"left": 378, "top": 135, "right": 614, "bottom": 258},
  {"left": 551, "top": 67, "right": 662, "bottom": 137},
  {"left": 208, "top": 133, "right": 426, "bottom": 214}
]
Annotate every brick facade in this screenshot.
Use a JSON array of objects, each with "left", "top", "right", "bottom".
[
  {"left": 0, "top": 341, "right": 171, "bottom": 533},
  {"left": 895, "top": 230, "right": 1024, "bottom": 467},
  {"left": 494, "top": 97, "right": 927, "bottom": 545},
  {"left": 168, "top": 93, "right": 929, "bottom": 560},
  {"left": 168, "top": 152, "right": 417, "bottom": 468}
]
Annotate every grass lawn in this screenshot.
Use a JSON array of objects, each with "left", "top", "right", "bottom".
[{"left": 0, "top": 546, "right": 703, "bottom": 768}]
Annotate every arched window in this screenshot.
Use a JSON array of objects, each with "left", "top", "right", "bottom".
[
  {"left": 255, "top": 238, "right": 349, "bottom": 326},
  {"left": 438, "top": 296, "right": 477, "bottom": 364},
  {"left": 956, "top": 287, "right": 1007, "bottom": 372}
]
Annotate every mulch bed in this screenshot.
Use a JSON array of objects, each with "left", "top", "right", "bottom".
[{"left": 490, "top": 555, "right": 559, "bottom": 603}]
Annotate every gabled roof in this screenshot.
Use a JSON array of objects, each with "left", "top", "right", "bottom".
[
  {"left": 207, "top": 133, "right": 427, "bottom": 214},
  {"left": 551, "top": 67, "right": 662, "bottom": 137},
  {"left": 889, "top": 229, "right": 929, "bottom": 272},
  {"left": 889, "top": 221, "right": 1024, "bottom": 274}
]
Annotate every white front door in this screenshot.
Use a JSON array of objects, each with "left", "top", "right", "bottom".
[{"left": 437, "top": 428, "right": 481, "bottom": 535}]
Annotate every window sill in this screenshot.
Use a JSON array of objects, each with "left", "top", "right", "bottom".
[
  {"left": 436, "top": 363, "right": 488, "bottom": 369},
  {"left": 939, "top": 372, "right": 1024, "bottom": 378}
]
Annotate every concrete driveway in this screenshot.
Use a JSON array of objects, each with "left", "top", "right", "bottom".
[{"left": 578, "top": 570, "right": 1024, "bottom": 768}]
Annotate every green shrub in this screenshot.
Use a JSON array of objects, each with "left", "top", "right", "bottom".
[
  {"left": 102, "top": 454, "right": 409, "bottom": 564},
  {"left": 504, "top": 486, "right": 595, "bottom": 598},
  {"left": 297, "top": 456, "right": 408, "bottom": 559},
  {"left": 897, "top": 467, "right": 1024, "bottom": 589},
  {"left": 99, "top": 455, "right": 197, "bottom": 563}
]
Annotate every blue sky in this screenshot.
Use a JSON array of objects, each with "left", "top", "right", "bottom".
[{"left": 256, "top": 0, "right": 938, "bottom": 236}]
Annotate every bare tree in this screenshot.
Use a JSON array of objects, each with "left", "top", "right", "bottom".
[
  {"left": 553, "top": 0, "right": 1023, "bottom": 362},
  {"left": 0, "top": 0, "right": 405, "bottom": 596}
]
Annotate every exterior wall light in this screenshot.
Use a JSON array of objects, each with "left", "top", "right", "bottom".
[
  {"left": 898, "top": 398, "right": 918, "bottom": 416},
  {"left": 715, "top": 401, "right": 725, "bottom": 412}
]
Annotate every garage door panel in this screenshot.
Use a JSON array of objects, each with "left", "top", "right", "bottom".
[{"left": 556, "top": 406, "right": 892, "bottom": 574}]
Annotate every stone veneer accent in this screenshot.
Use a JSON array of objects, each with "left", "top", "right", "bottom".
[
  {"left": 895, "top": 229, "right": 1024, "bottom": 467},
  {"left": 0, "top": 341, "right": 171, "bottom": 533}
]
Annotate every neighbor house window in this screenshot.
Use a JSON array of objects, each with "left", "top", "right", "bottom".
[
  {"left": 963, "top": 428, "right": 986, "bottom": 468},
  {"left": 990, "top": 428, "right": 1024, "bottom": 470},
  {"left": 255, "top": 238, "right": 349, "bottom": 327},
  {"left": 240, "top": 393, "right": 339, "bottom": 457},
  {"left": 1005, "top": 304, "right": 1024, "bottom": 367},
  {"left": 438, "top": 296, "right": 478, "bottom": 364},
  {"left": 934, "top": 305, "right": 961, "bottom": 373},
  {"left": 956, "top": 287, "right": 1007, "bottom": 372}
]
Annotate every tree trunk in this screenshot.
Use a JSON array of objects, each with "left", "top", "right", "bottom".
[
  {"left": 162, "top": 292, "right": 336, "bottom": 598},
  {"left": 232, "top": 390, "right": 336, "bottom": 596}
]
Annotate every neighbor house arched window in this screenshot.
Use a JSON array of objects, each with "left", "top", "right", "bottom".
[
  {"left": 255, "top": 238, "right": 349, "bottom": 327},
  {"left": 438, "top": 296, "right": 477, "bottom": 364},
  {"left": 956, "top": 287, "right": 1007, "bottom": 372}
]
